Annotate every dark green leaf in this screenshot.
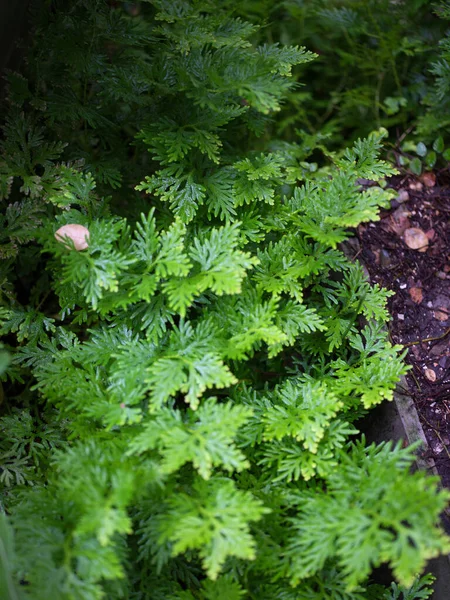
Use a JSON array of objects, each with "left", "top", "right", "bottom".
[
  {"left": 433, "top": 136, "right": 445, "bottom": 153},
  {"left": 409, "top": 157, "right": 422, "bottom": 175},
  {"left": 425, "top": 151, "right": 437, "bottom": 168}
]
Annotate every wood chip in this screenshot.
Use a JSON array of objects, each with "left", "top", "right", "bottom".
[
  {"left": 409, "top": 287, "right": 423, "bottom": 304},
  {"left": 424, "top": 368, "right": 437, "bottom": 382},
  {"left": 403, "top": 227, "right": 429, "bottom": 252},
  {"left": 434, "top": 308, "right": 449, "bottom": 322}
]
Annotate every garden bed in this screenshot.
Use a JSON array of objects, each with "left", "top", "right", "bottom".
[
  {"left": 355, "top": 174, "right": 450, "bottom": 487},
  {"left": 351, "top": 175, "right": 450, "bottom": 597}
]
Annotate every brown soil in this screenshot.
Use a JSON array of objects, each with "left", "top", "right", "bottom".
[{"left": 355, "top": 173, "right": 450, "bottom": 488}]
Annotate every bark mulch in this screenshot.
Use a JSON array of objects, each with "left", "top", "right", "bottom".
[{"left": 354, "top": 172, "right": 450, "bottom": 488}]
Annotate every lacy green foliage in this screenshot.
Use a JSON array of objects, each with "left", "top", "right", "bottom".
[
  {"left": 285, "top": 441, "right": 448, "bottom": 588},
  {"left": 0, "top": 1, "right": 449, "bottom": 599},
  {"left": 0, "top": 409, "right": 63, "bottom": 489},
  {"left": 383, "top": 573, "right": 435, "bottom": 600}
]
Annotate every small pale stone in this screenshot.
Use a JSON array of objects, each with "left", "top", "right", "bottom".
[
  {"left": 397, "top": 189, "right": 409, "bottom": 203},
  {"left": 403, "top": 227, "right": 429, "bottom": 252},
  {"left": 432, "top": 440, "right": 444, "bottom": 454},
  {"left": 55, "top": 224, "right": 90, "bottom": 251},
  {"left": 424, "top": 368, "right": 436, "bottom": 382},
  {"left": 409, "top": 181, "right": 423, "bottom": 191}
]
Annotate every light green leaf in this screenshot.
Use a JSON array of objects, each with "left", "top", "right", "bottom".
[{"left": 416, "top": 142, "right": 427, "bottom": 157}]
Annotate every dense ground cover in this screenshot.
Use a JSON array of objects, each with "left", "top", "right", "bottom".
[{"left": 1, "top": 1, "right": 450, "bottom": 599}]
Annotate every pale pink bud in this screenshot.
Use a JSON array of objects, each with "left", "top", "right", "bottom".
[{"left": 55, "top": 224, "right": 90, "bottom": 251}]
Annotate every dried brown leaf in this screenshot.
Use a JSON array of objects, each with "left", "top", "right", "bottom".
[
  {"left": 409, "top": 287, "right": 423, "bottom": 304},
  {"left": 389, "top": 205, "right": 411, "bottom": 236},
  {"left": 434, "top": 308, "right": 449, "bottom": 322}
]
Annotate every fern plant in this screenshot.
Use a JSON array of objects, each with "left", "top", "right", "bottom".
[{"left": 0, "top": 1, "right": 449, "bottom": 599}]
